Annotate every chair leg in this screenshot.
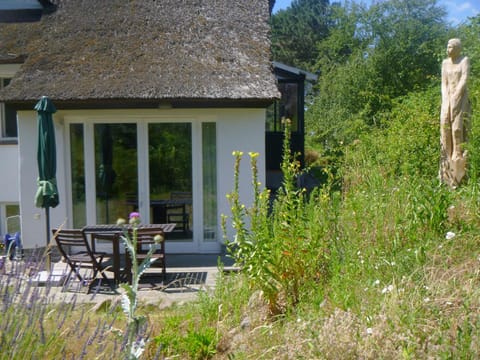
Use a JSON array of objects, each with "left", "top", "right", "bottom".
[
  {"left": 71, "top": 263, "right": 84, "bottom": 282},
  {"left": 62, "top": 268, "right": 74, "bottom": 292},
  {"left": 162, "top": 261, "right": 166, "bottom": 283},
  {"left": 98, "top": 269, "right": 109, "bottom": 282}
]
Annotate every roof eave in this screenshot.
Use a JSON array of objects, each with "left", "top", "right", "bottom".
[{"left": 7, "top": 97, "right": 277, "bottom": 110}]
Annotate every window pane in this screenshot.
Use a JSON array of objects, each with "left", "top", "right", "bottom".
[
  {"left": 5, "top": 204, "right": 20, "bottom": 233},
  {"left": 266, "top": 102, "right": 279, "bottom": 132},
  {"left": 95, "top": 124, "right": 138, "bottom": 224},
  {"left": 149, "top": 123, "right": 192, "bottom": 239},
  {"left": 70, "top": 124, "right": 86, "bottom": 228},
  {"left": 279, "top": 82, "right": 298, "bottom": 132},
  {"left": 202, "top": 123, "right": 217, "bottom": 241},
  {"left": 4, "top": 105, "right": 16, "bottom": 137},
  {"left": 1, "top": 78, "right": 17, "bottom": 138}
]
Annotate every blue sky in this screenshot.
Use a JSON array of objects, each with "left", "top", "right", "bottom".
[{"left": 272, "top": 0, "right": 480, "bottom": 25}]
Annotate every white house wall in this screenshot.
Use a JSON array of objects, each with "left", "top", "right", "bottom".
[
  {"left": 17, "top": 110, "right": 68, "bottom": 250},
  {"left": 216, "top": 109, "right": 266, "bottom": 243},
  {"left": 17, "top": 108, "right": 266, "bottom": 251}
]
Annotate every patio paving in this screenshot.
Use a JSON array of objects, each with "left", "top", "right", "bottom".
[{"left": 1, "top": 253, "right": 237, "bottom": 308}]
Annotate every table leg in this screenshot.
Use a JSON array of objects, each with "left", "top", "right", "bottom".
[{"left": 112, "top": 238, "right": 120, "bottom": 284}]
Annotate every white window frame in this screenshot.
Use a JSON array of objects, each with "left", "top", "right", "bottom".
[
  {"left": 0, "top": 202, "right": 20, "bottom": 236},
  {"left": 64, "top": 111, "right": 221, "bottom": 253}
]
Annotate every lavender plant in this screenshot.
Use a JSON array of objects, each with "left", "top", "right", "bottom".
[{"left": 0, "top": 250, "right": 122, "bottom": 359}]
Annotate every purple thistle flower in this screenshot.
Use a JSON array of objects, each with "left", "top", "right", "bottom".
[
  {"left": 129, "top": 212, "right": 141, "bottom": 225},
  {"left": 129, "top": 212, "right": 140, "bottom": 219}
]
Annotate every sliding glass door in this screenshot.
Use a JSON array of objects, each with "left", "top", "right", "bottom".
[
  {"left": 94, "top": 124, "right": 138, "bottom": 224},
  {"left": 69, "top": 118, "right": 218, "bottom": 251},
  {"left": 148, "top": 123, "right": 193, "bottom": 241}
]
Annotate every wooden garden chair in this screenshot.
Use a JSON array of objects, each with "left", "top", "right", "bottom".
[{"left": 52, "top": 228, "right": 109, "bottom": 291}]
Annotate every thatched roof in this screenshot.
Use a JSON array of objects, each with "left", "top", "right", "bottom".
[{"left": 0, "top": 0, "right": 279, "bottom": 107}]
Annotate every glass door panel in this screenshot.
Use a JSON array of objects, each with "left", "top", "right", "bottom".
[
  {"left": 70, "top": 123, "right": 86, "bottom": 228},
  {"left": 148, "top": 123, "right": 192, "bottom": 240},
  {"left": 94, "top": 124, "right": 138, "bottom": 224},
  {"left": 202, "top": 123, "right": 217, "bottom": 241}
]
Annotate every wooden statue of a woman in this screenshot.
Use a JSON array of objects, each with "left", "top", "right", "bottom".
[{"left": 440, "top": 38, "right": 471, "bottom": 187}]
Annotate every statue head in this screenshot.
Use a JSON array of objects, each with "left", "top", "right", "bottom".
[{"left": 447, "top": 38, "right": 462, "bottom": 59}]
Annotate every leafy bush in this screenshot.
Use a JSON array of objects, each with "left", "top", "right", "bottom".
[{"left": 223, "top": 120, "right": 332, "bottom": 314}]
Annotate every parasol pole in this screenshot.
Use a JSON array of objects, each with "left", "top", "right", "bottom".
[{"left": 45, "top": 206, "right": 51, "bottom": 271}]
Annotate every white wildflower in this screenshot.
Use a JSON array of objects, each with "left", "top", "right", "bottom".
[
  {"left": 131, "top": 338, "right": 146, "bottom": 359},
  {"left": 381, "top": 284, "right": 394, "bottom": 294},
  {"left": 445, "top": 231, "right": 456, "bottom": 240},
  {"left": 374, "top": 279, "right": 380, "bottom": 286},
  {"left": 366, "top": 328, "right": 373, "bottom": 335}
]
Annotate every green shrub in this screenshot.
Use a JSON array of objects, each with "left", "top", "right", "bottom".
[{"left": 224, "top": 120, "right": 332, "bottom": 314}]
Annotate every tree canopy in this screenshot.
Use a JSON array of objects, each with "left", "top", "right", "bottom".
[
  {"left": 271, "top": 0, "right": 330, "bottom": 71},
  {"left": 271, "top": 0, "right": 454, "bottom": 162}
]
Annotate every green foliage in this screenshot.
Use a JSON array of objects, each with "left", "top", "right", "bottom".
[
  {"left": 155, "top": 322, "right": 217, "bottom": 360},
  {"left": 306, "top": 0, "right": 449, "bottom": 161},
  {"left": 364, "top": 0, "right": 447, "bottom": 96},
  {"left": 315, "top": 2, "right": 367, "bottom": 69},
  {"left": 153, "top": 269, "right": 250, "bottom": 359},
  {"left": 342, "top": 85, "right": 441, "bottom": 183},
  {"left": 456, "top": 15, "right": 480, "bottom": 187},
  {"left": 271, "top": 0, "right": 330, "bottom": 70},
  {"left": 224, "top": 121, "right": 332, "bottom": 314}
]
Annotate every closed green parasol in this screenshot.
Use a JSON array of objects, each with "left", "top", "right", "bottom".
[{"left": 34, "top": 96, "right": 58, "bottom": 250}]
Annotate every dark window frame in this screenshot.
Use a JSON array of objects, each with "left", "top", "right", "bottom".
[{"left": 1, "top": 78, "right": 18, "bottom": 140}]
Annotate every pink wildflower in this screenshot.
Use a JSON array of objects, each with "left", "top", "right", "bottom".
[{"left": 129, "top": 212, "right": 141, "bottom": 225}]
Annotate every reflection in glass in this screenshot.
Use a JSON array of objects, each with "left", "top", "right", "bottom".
[
  {"left": 94, "top": 124, "right": 137, "bottom": 224},
  {"left": 70, "top": 124, "right": 86, "bottom": 228},
  {"left": 149, "top": 123, "right": 192, "bottom": 240},
  {"left": 202, "top": 123, "right": 217, "bottom": 241},
  {"left": 279, "top": 82, "right": 298, "bottom": 131},
  {"left": 265, "top": 82, "right": 299, "bottom": 132}
]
